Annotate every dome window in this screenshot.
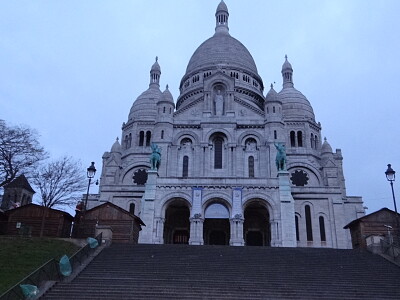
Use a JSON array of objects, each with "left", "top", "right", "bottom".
[
  {"left": 139, "top": 131, "right": 145, "bottom": 146},
  {"left": 297, "top": 131, "right": 303, "bottom": 147},
  {"left": 146, "top": 131, "right": 151, "bottom": 147},
  {"left": 290, "top": 131, "right": 296, "bottom": 147}
]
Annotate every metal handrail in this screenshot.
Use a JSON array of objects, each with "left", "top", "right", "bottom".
[
  {"left": 0, "top": 233, "right": 103, "bottom": 300},
  {"left": 0, "top": 259, "right": 60, "bottom": 300}
]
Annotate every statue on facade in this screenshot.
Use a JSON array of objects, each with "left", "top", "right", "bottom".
[
  {"left": 215, "top": 89, "right": 224, "bottom": 115},
  {"left": 150, "top": 143, "right": 161, "bottom": 170},
  {"left": 274, "top": 142, "right": 287, "bottom": 171}
]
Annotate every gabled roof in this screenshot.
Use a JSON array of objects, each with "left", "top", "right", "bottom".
[
  {"left": 86, "top": 201, "right": 145, "bottom": 226},
  {"left": 344, "top": 207, "right": 397, "bottom": 229},
  {"left": 4, "top": 174, "right": 35, "bottom": 193},
  {"left": 4, "top": 203, "right": 73, "bottom": 219}
]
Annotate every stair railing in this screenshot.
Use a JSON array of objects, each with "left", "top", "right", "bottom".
[{"left": 0, "top": 233, "right": 103, "bottom": 300}]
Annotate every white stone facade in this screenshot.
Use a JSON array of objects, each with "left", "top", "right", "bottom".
[{"left": 94, "top": 1, "right": 365, "bottom": 248}]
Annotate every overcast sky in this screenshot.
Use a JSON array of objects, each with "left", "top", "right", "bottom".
[{"left": 1, "top": 0, "right": 399, "bottom": 215}]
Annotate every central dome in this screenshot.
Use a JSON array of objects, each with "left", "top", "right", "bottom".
[{"left": 185, "top": 31, "right": 258, "bottom": 76}]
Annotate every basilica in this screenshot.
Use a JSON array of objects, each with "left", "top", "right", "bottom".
[{"left": 95, "top": 1, "right": 365, "bottom": 248}]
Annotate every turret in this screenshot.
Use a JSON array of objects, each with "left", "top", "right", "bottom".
[{"left": 215, "top": 0, "right": 229, "bottom": 34}]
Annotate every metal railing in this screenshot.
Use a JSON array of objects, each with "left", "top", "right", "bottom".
[
  {"left": 0, "top": 259, "right": 60, "bottom": 300},
  {"left": 0, "top": 233, "right": 102, "bottom": 300},
  {"left": 69, "top": 233, "right": 102, "bottom": 269}
]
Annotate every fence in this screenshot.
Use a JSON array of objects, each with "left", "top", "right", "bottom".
[{"left": 0, "top": 233, "right": 102, "bottom": 300}]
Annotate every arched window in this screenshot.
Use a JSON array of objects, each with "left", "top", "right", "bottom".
[
  {"left": 182, "top": 156, "right": 189, "bottom": 178},
  {"left": 163, "top": 107, "right": 166, "bottom": 113},
  {"left": 139, "top": 131, "right": 144, "bottom": 146},
  {"left": 146, "top": 131, "right": 151, "bottom": 146},
  {"left": 305, "top": 205, "right": 313, "bottom": 241},
  {"left": 297, "top": 131, "right": 303, "bottom": 147},
  {"left": 129, "top": 133, "right": 132, "bottom": 148},
  {"left": 214, "top": 137, "right": 223, "bottom": 169},
  {"left": 319, "top": 216, "right": 326, "bottom": 242},
  {"left": 124, "top": 135, "right": 129, "bottom": 149},
  {"left": 290, "top": 131, "right": 296, "bottom": 147},
  {"left": 161, "top": 130, "right": 164, "bottom": 140},
  {"left": 310, "top": 134, "right": 314, "bottom": 149},
  {"left": 248, "top": 156, "right": 254, "bottom": 178},
  {"left": 169, "top": 107, "right": 172, "bottom": 114},
  {"left": 315, "top": 136, "right": 318, "bottom": 149},
  {"left": 295, "top": 215, "right": 300, "bottom": 241},
  {"left": 129, "top": 203, "right": 135, "bottom": 215},
  {"left": 274, "top": 130, "right": 277, "bottom": 140}
]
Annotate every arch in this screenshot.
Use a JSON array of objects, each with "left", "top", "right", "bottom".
[
  {"left": 163, "top": 198, "right": 191, "bottom": 244},
  {"left": 121, "top": 163, "right": 150, "bottom": 184},
  {"left": 203, "top": 199, "right": 231, "bottom": 245},
  {"left": 161, "top": 130, "right": 164, "bottom": 140},
  {"left": 243, "top": 199, "right": 271, "bottom": 246},
  {"left": 237, "top": 130, "right": 263, "bottom": 148},
  {"left": 204, "top": 128, "right": 232, "bottom": 143},
  {"left": 172, "top": 131, "right": 200, "bottom": 145},
  {"left": 287, "top": 163, "right": 323, "bottom": 186}
]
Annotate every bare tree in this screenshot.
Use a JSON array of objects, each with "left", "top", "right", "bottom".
[
  {"left": 0, "top": 120, "right": 47, "bottom": 187},
  {"left": 32, "top": 156, "right": 87, "bottom": 208}
]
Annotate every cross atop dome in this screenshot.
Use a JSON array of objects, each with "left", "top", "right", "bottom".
[{"left": 215, "top": 0, "right": 229, "bottom": 34}]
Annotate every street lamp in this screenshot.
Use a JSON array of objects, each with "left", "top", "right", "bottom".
[
  {"left": 385, "top": 164, "right": 399, "bottom": 244},
  {"left": 82, "top": 162, "right": 96, "bottom": 236}
]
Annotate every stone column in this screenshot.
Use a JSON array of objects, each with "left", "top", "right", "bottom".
[
  {"left": 154, "top": 217, "right": 165, "bottom": 244},
  {"left": 138, "top": 170, "right": 158, "bottom": 244},
  {"left": 230, "top": 188, "right": 244, "bottom": 246},
  {"left": 230, "top": 215, "right": 244, "bottom": 246},
  {"left": 189, "top": 187, "right": 204, "bottom": 245},
  {"left": 189, "top": 215, "right": 204, "bottom": 245},
  {"left": 278, "top": 171, "right": 296, "bottom": 247}
]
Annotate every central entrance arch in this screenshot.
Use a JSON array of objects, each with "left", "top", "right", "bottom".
[
  {"left": 203, "top": 202, "right": 230, "bottom": 245},
  {"left": 244, "top": 200, "right": 271, "bottom": 246},
  {"left": 163, "top": 199, "right": 190, "bottom": 244}
]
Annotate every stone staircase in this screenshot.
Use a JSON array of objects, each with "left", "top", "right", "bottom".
[{"left": 41, "top": 244, "right": 400, "bottom": 299}]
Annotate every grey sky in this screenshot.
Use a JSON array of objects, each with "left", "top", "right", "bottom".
[{"left": 1, "top": 0, "right": 399, "bottom": 214}]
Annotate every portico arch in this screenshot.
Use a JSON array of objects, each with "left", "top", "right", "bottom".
[
  {"left": 203, "top": 200, "right": 231, "bottom": 245},
  {"left": 244, "top": 200, "right": 271, "bottom": 246},
  {"left": 163, "top": 198, "right": 190, "bottom": 244}
]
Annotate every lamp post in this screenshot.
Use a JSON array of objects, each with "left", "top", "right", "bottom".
[
  {"left": 82, "top": 162, "right": 96, "bottom": 236},
  {"left": 385, "top": 164, "right": 399, "bottom": 244}
]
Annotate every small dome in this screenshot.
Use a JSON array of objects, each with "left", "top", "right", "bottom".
[
  {"left": 321, "top": 137, "right": 333, "bottom": 154},
  {"left": 278, "top": 87, "right": 315, "bottom": 120},
  {"left": 159, "top": 84, "right": 174, "bottom": 104},
  {"left": 282, "top": 55, "right": 293, "bottom": 72},
  {"left": 216, "top": 0, "right": 228, "bottom": 13},
  {"left": 129, "top": 87, "right": 162, "bottom": 121},
  {"left": 265, "top": 84, "right": 279, "bottom": 102},
  {"left": 151, "top": 57, "right": 161, "bottom": 72},
  {"left": 111, "top": 137, "right": 122, "bottom": 154}
]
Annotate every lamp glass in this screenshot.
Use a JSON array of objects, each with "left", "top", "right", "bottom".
[{"left": 87, "top": 162, "right": 96, "bottom": 178}]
